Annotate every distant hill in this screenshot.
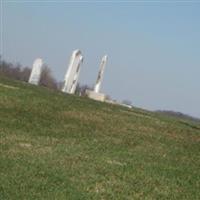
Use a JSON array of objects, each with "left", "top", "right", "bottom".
[
  {"left": 0, "top": 76, "right": 200, "bottom": 199},
  {"left": 156, "top": 110, "right": 200, "bottom": 123}
]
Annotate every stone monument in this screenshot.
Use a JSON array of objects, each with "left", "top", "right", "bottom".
[
  {"left": 94, "top": 55, "right": 108, "bottom": 93},
  {"left": 62, "top": 50, "right": 83, "bottom": 94},
  {"left": 86, "top": 55, "right": 108, "bottom": 102},
  {"left": 70, "top": 55, "right": 84, "bottom": 94},
  {"left": 28, "top": 58, "right": 43, "bottom": 85}
]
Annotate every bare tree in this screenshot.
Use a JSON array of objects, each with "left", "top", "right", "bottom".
[
  {"left": 39, "top": 65, "right": 58, "bottom": 90},
  {"left": 75, "top": 83, "right": 92, "bottom": 96},
  {"left": 57, "top": 81, "right": 64, "bottom": 91},
  {"left": 0, "top": 58, "right": 29, "bottom": 81},
  {"left": 20, "top": 67, "right": 31, "bottom": 82}
]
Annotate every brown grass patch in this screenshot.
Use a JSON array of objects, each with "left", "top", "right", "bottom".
[{"left": 61, "top": 111, "right": 105, "bottom": 124}]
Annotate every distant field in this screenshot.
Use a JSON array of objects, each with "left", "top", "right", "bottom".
[{"left": 0, "top": 76, "right": 200, "bottom": 200}]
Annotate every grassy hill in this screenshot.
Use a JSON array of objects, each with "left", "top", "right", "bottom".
[{"left": 0, "top": 76, "right": 200, "bottom": 200}]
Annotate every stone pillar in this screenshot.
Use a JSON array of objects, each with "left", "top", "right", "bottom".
[
  {"left": 70, "top": 55, "right": 83, "bottom": 94},
  {"left": 28, "top": 58, "right": 43, "bottom": 85},
  {"left": 62, "top": 50, "right": 83, "bottom": 94},
  {"left": 94, "top": 55, "right": 107, "bottom": 93}
]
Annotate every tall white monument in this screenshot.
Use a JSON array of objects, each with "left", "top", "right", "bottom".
[
  {"left": 94, "top": 55, "right": 108, "bottom": 93},
  {"left": 28, "top": 58, "right": 43, "bottom": 85},
  {"left": 86, "top": 55, "right": 108, "bottom": 102},
  {"left": 70, "top": 55, "right": 84, "bottom": 94},
  {"left": 62, "top": 50, "right": 83, "bottom": 94}
]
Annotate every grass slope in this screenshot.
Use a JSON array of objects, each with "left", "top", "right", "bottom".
[{"left": 0, "top": 76, "right": 200, "bottom": 200}]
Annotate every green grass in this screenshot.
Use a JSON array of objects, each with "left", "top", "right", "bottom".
[{"left": 0, "top": 76, "right": 200, "bottom": 200}]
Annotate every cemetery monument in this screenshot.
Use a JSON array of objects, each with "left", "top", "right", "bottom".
[
  {"left": 28, "top": 58, "right": 43, "bottom": 85},
  {"left": 62, "top": 50, "right": 83, "bottom": 94}
]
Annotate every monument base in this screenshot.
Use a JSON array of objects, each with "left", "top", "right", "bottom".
[{"left": 86, "top": 90, "right": 106, "bottom": 102}]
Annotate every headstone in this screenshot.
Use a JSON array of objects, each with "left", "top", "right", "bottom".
[
  {"left": 94, "top": 55, "right": 108, "bottom": 93},
  {"left": 62, "top": 50, "right": 83, "bottom": 94},
  {"left": 28, "top": 58, "right": 43, "bottom": 85}
]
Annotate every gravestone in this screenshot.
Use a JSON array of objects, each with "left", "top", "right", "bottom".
[
  {"left": 62, "top": 50, "right": 83, "bottom": 94},
  {"left": 28, "top": 58, "right": 43, "bottom": 85}
]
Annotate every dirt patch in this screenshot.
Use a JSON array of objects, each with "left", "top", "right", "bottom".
[
  {"left": 61, "top": 111, "right": 105, "bottom": 124},
  {"left": 19, "top": 143, "right": 32, "bottom": 148},
  {"left": 106, "top": 159, "right": 127, "bottom": 166}
]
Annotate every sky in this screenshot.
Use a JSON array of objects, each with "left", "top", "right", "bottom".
[{"left": 1, "top": 0, "right": 200, "bottom": 118}]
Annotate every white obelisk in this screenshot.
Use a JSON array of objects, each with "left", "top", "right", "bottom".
[
  {"left": 70, "top": 55, "right": 84, "bottom": 94},
  {"left": 62, "top": 50, "right": 83, "bottom": 94},
  {"left": 28, "top": 58, "right": 43, "bottom": 85},
  {"left": 94, "top": 55, "right": 108, "bottom": 93}
]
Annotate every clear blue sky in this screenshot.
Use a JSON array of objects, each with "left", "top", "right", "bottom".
[{"left": 1, "top": 1, "right": 200, "bottom": 118}]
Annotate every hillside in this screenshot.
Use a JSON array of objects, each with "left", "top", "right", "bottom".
[{"left": 0, "top": 76, "right": 200, "bottom": 200}]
